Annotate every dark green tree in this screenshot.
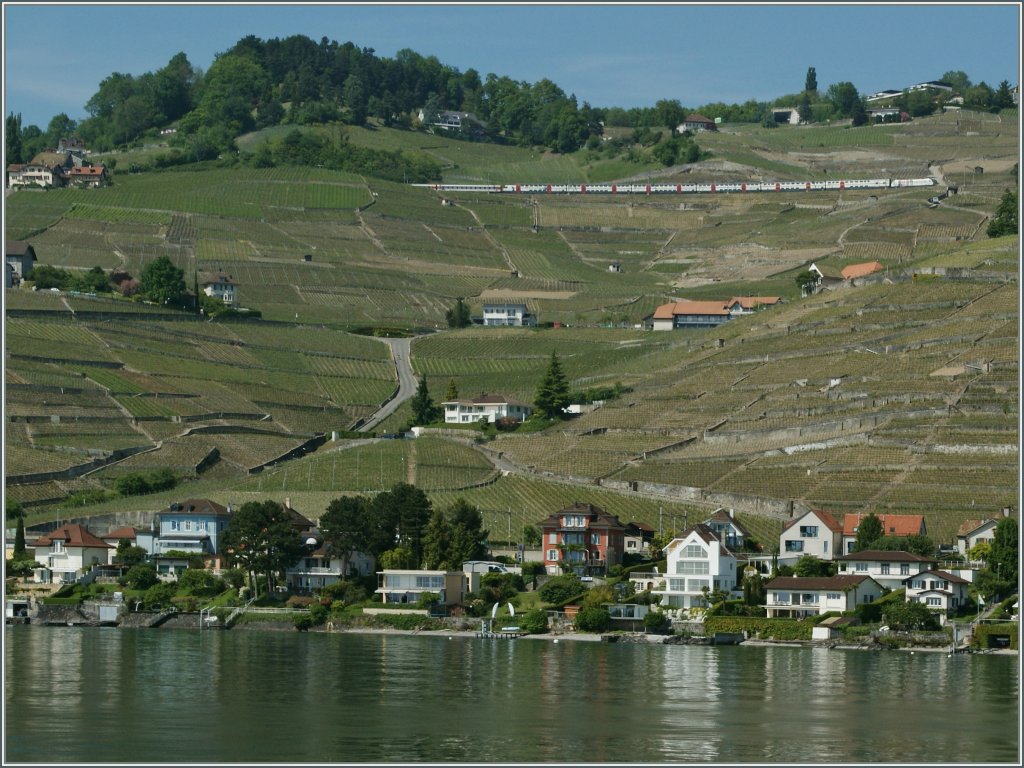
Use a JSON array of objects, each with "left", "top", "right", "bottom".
[
  {"left": 372, "top": 483, "right": 432, "bottom": 567},
  {"left": 826, "top": 81, "right": 861, "bottom": 117},
  {"left": 114, "top": 539, "right": 148, "bottom": 566},
  {"left": 446, "top": 498, "right": 488, "bottom": 565},
  {"left": 882, "top": 600, "right": 940, "bottom": 631},
  {"left": 444, "top": 378, "right": 459, "bottom": 401},
  {"left": 534, "top": 351, "right": 571, "bottom": 419},
  {"left": 805, "top": 67, "right": 818, "bottom": 94},
  {"left": 655, "top": 99, "right": 685, "bottom": 132},
  {"left": 853, "top": 512, "right": 884, "bottom": 552},
  {"left": 798, "top": 92, "right": 812, "bottom": 124},
  {"left": 850, "top": 98, "right": 869, "bottom": 127},
  {"left": 445, "top": 298, "right": 472, "bottom": 328},
  {"left": 574, "top": 603, "right": 611, "bottom": 632},
  {"left": 123, "top": 564, "right": 159, "bottom": 590},
  {"left": 538, "top": 572, "right": 584, "bottom": 604},
  {"left": 986, "top": 516, "right": 1018, "bottom": 590},
  {"left": 994, "top": 80, "right": 1015, "bottom": 110},
  {"left": 7, "top": 498, "right": 25, "bottom": 520},
  {"left": 742, "top": 570, "right": 766, "bottom": 606},
  {"left": 420, "top": 508, "right": 453, "bottom": 570},
  {"left": 986, "top": 189, "right": 1018, "bottom": 238},
  {"left": 342, "top": 74, "right": 368, "bottom": 125},
  {"left": 221, "top": 500, "right": 304, "bottom": 597},
  {"left": 795, "top": 270, "right": 818, "bottom": 295},
  {"left": 940, "top": 70, "right": 972, "bottom": 94},
  {"left": 13, "top": 515, "right": 26, "bottom": 558},
  {"left": 6, "top": 113, "right": 23, "bottom": 164},
  {"left": 872, "top": 534, "right": 935, "bottom": 558},
  {"left": 410, "top": 377, "right": 439, "bottom": 426},
  {"left": 320, "top": 495, "right": 372, "bottom": 575},
  {"left": 139, "top": 255, "right": 186, "bottom": 305},
  {"left": 793, "top": 554, "right": 831, "bottom": 577},
  {"left": 644, "top": 610, "right": 672, "bottom": 633}
]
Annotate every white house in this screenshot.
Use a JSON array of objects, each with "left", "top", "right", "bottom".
[
  {"left": 656, "top": 524, "right": 738, "bottom": 610},
  {"left": 779, "top": 509, "right": 843, "bottom": 561},
  {"left": 956, "top": 509, "right": 1013, "bottom": 556},
  {"left": 200, "top": 271, "right": 238, "bottom": 305},
  {"left": 903, "top": 569, "right": 970, "bottom": 618},
  {"left": 375, "top": 569, "right": 465, "bottom": 606},
  {"left": 442, "top": 394, "right": 532, "bottom": 424},
  {"left": 701, "top": 508, "right": 752, "bottom": 551},
  {"left": 835, "top": 550, "right": 934, "bottom": 591},
  {"left": 764, "top": 574, "right": 883, "bottom": 618},
  {"left": 482, "top": 302, "right": 535, "bottom": 327},
  {"left": 29, "top": 524, "right": 113, "bottom": 584},
  {"left": 286, "top": 541, "right": 375, "bottom": 593}
]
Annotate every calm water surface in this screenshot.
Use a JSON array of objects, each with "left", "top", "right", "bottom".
[{"left": 4, "top": 626, "right": 1019, "bottom": 763}]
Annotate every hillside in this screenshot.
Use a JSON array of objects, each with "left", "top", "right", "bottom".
[{"left": 4, "top": 111, "right": 1018, "bottom": 547}]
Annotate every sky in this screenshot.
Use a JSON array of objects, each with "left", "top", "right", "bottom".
[{"left": 2, "top": 2, "right": 1021, "bottom": 130}]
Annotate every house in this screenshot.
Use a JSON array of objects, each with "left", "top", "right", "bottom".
[
  {"left": 764, "top": 574, "right": 883, "bottom": 618},
  {"left": 286, "top": 540, "right": 375, "bottom": 593},
  {"left": 7, "top": 151, "right": 74, "bottom": 188},
  {"left": 903, "top": 569, "right": 970, "bottom": 618},
  {"left": 29, "top": 523, "right": 113, "bottom": 584},
  {"left": 907, "top": 81, "right": 954, "bottom": 94},
  {"left": 702, "top": 508, "right": 754, "bottom": 551},
  {"left": 67, "top": 165, "right": 108, "bottom": 188},
  {"left": 140, "top": 498, "right": 233, "bottom": 557},
  {"left": 375, "top": 569, "right": 465, "bottom": 606},
  {"left": 56, "top": 137, "right": 87, "bottom": 156},
  {"left": 418, "top": 109, "right": 485, "bottom": 134},
  {"left": 779, "top": 509, "right": 843, "bottom": 561},
  {"left": 200, "top": 271, "right": 238, "bottom": 305},
  {"left": 537, "top": 502, "right": 627, "bottom": 576},
  {"left": 841, "top": 513, "right": 927, "bottom": 555},
  {"left": 835, "top": 550, "right": 934, "bottom": 590},
  {"left": 841, "top": 261, "right": 885, "bottom": 280},
  {"left": 101, "top": 526, "right": 139, "bottom": 563},
  {"left": 807, "top": 262, "right": 845, "bottom": 291},
  {"left": 677, "top": 114, "right": 716, "bottom": 133},
  {"left": 956, "top": 509, "right": 1014, "bottom": 556},
  {"left": 482, "top": 302, "right": 535, "bottom": 327},
  {"left": 771, "top": 108, "right": 801, "bottom": 125},
  {"left": 624, "top": 521, "right": 655, "bottom": 556},
  {"left": 442, "top": 393, "right": 532, "bottom": 424},
  {"left": 5, "top": 241, "right": 37, "bottom": 287},
  {"left": 656, "top": 524, "right": 739, "bottom": 610},
  {"left": 866, "top": 89, "right": 903, "bottom": 103},
  {"left": 650, "top": 300, "right": 732, "bottom": 330}
]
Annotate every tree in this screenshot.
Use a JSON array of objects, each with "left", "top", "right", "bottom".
[
  {"left": 940, "top": 70, "right": 972, "bottom": 94},
  {"left": 655, "top": 99, "right": 685, "bottom": 132},
  {"left": 986, "top": 189, "right": 1018, "bottom": 238},
  {"left": 798, "top": 92, "right": 812, "bottom": 124},
  {"left": 320, "top": 495, "right": 372, "bottom": 576},
  {"left": 795, "top": 270, "right": 818, "bottom": 295},
  {"left": 993, "top": 80, "right": 1015, "bottom": 110},
  {"left": 372, "top": 483, "right": 432, "bottom": 567},
  {"left": 221, "top": 500, "right": 304, "bottom": 597},
  {"left": 123, "top": 564, "right": 159, "bottom": 590},
  {"left": 872, "top": 534, "right": 935, "bottom": 558},
  {"left": 968, "top": 540, "right": 991, "bottom": 563},
  {"left": 574, "top": 603, "right": 610, "bottom": 632},
  {"left": 114, "top": 539, "right": 148, "bottom": 567},
  {"left": 143, "top": 581, "right": 177, "bottom": 610},
  {"left": 538, "top": 572, "right": 584, "bottom": 604},
  {"left": 804, "top": 67, "right": 818, "bottom": 94},
  {"left": 139, "top": 255, "right": 186, "bottom": 305},
  {"left": 826, "top": 81, "right": 861, "bottom": 118},
  {"left": 853, "top": 513, "right": 884, "bottom": 552},
  {"left": 850, "top": 98, "right": 868, "bottom": 127},
  {"left": 13, "top": 515, "right": 26, "bottom": 559},
  {"left": 410, "top": 377, "right": 439, "bottom": 426},
  {"left": 378, "top": 546, "right": 416, "bottom": 570},
  {"left": 793, "top": 554, "right": 831, "bottom": 577},
  {"left": 522, "top": 524, "right": 541, "bottom": 547},
  {"left": 444, "top": 379, "right": 459, "bottom": 402},
  {"left": 534, "top": 351, "right": 571, "bottom": 419},
  {"left": 342, "top": 74, "right": 368, "bottom": 125},
  {"left": 986, "top": 516, "right": 1018, "bottom": 589},
  {"left": 7, "top": 498, "right": 25, "bottom": 521},
  {"left": 445, "top": 298, "right": 471, "bottom": 328},
  {"left": 6, "top": 112, "right": 23, "bottom": 164},
  {"left": 644, "top": 610, "right": 672, "bottom": 634},
  {"left": 520, "top": 607, "right": 549, "bottom": 634},
  {"left": 742, "top": 570, "right": 765, "bottom": 606},
  {"left": 882, "top": 600, "right": 939, "bottom": 631},
  {"left": 520, "top": 560, "right": 545, "bottom": 590},
  {"left": 420, "top": 508, "right": 452, "bottom": 570}
]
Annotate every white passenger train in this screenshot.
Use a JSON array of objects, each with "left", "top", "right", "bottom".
[{"left": 414, "top": 178, "right": 935, "bottom": 194}]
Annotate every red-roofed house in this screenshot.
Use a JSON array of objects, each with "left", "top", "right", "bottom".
[
  {"left": 537, "top": 502, "right": 627, "bottom": 575},
  {"left": 764, "top": 574, "right": 883, "bottom": 618},
  {"left": 841, "top": 513, "right": 927, "bottom": 554},
  {"left": 443, "top": 393, "right": 532, "bottom": 424},
  {"left": 956, "top": 507, "right": 1015, "bottom": 556},
  {"left": 30, "top": 523, "right": 113, "bottom": 584},
  {"left": 780, "top": 509, "right": 843, "bottom": 561},
  {"left": 68, "top": 165, "right": 108, "bottom": 188},
  {"left": 678, "top": 114, "right": 717, "bottom": 132},
  {"left": 841, "top": 261, "right": 885, "bottom": 280},
  {"left": 656, "top": 523, "right": 739, "bottom": 610},
  {"left": 650, "top": 300, "right": 733, "bottom": 330}
]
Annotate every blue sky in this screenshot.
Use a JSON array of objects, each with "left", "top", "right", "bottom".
[{"left": 3, "top": 2, "right": 1021, "bottom": 129}]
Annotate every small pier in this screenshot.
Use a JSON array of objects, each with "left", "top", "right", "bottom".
[{"left": 477, "top": 623, "right": 524, "bottom": 639}]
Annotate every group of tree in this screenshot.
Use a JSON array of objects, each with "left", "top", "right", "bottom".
[
  {"left": 317, "top": 484, "right": 486, "bottom": 575},
  {"left": 5, "top": 501, "right": 40, "bottom": 577},
  {"left": 973, "top": 516, "right": 1018, "bottom": 602},
  {"left": 850, "top": 512, "right": 935, "bottom": 557},
  {"left": 986, "top": 189, "right": 1018, "bottom": 238},
  {"left": 445, "top": 298, "right": 472, "bottom": 328}
]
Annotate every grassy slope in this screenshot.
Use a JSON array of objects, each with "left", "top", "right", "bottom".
[{"left": 5, "top": 112, "right": 1018, "bottom": 546}]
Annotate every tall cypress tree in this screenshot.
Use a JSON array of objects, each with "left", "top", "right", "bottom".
[
  {"left": 411, "top": 377, "right": 438, "bottom": 425},
  {"left": 534, "top": 351, "right": 570, "bottom": 419}
]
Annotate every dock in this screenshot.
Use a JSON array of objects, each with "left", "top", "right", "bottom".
[{"left": 477, "top": 625, "right": 524, "bottom": 639}]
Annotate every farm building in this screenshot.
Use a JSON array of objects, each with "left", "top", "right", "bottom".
[{"left": 5, "top": 241, "right": 37, "bottom": 287}]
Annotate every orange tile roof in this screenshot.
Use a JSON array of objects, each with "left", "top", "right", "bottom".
[
  {"left": 728, "top": 296, "right": 781, "bottom": 309},
  {"left": 32, "top": 523, "right": 112, "bottom": 550},
  {"left": 841, "top": 261, "right": 884, "bottom": 279},
  {"left": 842, "top": 513, "right": 925, "bottom": 537}
]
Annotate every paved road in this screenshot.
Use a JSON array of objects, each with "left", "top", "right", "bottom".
[{"left": 358, "top": 336, "right": 417, "bottom": 433}]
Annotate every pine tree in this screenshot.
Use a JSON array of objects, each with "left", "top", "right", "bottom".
[
  {"left": 805, "top": 67, "right": 817, "bottom": 94},
  {"left": 986, "top": 189, "right": 1018, "bottom": 237},
  {"left": 14, "top": 515, "right": 26, "bottom": 558},
  {"left": 411, "top": 377, "right": 437, "bottom": 425},
  {"left": 853, "top": 513, "right": 884, "bottom": 552},
  {"left": 534, "top": 351, "right": 570, "bottom": 419},
  {"left": 444, "top": 378, "right": 459, "bottom": 401}
]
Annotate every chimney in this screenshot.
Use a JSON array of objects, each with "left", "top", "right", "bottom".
[
  {"left": 285, "top": 497, "right": 291, "bottom": 510},
  {"left": 728, "top": 508, "right": 735, "bottom": 520}
]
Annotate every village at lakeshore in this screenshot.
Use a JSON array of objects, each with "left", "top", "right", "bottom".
[{"left": 4, "top": 54, "right": 1020, "bottom": 663}]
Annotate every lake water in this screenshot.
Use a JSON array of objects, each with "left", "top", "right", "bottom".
[{"left": 3, "top": 626, "right": 1019, "bottom": 764}]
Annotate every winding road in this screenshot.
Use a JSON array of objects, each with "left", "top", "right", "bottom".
[{"left": 358, "top": 335, "right": 418, "bottom": 433}]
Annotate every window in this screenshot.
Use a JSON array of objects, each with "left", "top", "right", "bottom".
[
  {"left": 414, "top": 575, "right": 444, "bottom": 589},
  {"left": 927, "top": 597, "right": 941, "bottom": 607},
  {"left": 824, "top": 540, "right": 828, "bottom": 553},
  {"left": 785, "top": 540, "right": 804, "bottom": 553},
  {"left": 683, "top": 544, "right": 706, "bottom": 558},
  {"left": 170, "top": 520, "right": 179, "bottom": 531},
  {"left": 900, "top": 563, "right": 910, "bottom": 575},
  {"left": 799, "top": 526, "right": 819, "bottom": 538},
  {"left": 546, "top": 550, "right": 559, "bottom": 561},
  {"left": 591, "top": 533, "right": 601, "bottom": 545},
  {"left": 855, "top": 562, "right": 868, "bottom": 572},
  {"left": 912, "top": 580, "right": 924, "bottom": 589},
  {"left": 801, "top": 593, "right": 817, "bottom": 605},
  {"left": 827, "top": 592, "right": 841, "bottom": 601},
  {"left": 675, "top": 561, "right": 709, "bottom": 575},
  {"left": 51, "top": 540, "right": 64, "bottom": 553},
  {"left": 668, "top": 579, "right": 685, "bottom": 592},
  {"left": 881, "top": 563, "right": 890, "bottom": 575},
  {"left": 549, "top": 532, "right": 557, "bottom": 544},
  {"left": 184, "top": 520, "right": 192, "bottom": 531}
]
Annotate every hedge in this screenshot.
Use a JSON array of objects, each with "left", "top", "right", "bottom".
[
  {"left": 704, "top": 616, "right": 813, "bottom": 641},
  {"left": 971, "top": 623, "right": 1019, "bottom": 650}
]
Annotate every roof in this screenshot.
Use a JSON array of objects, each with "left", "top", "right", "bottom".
[
  {"left": 69, "top": 165, "right": 105, "bottom": 176},
  {"left": 809, "top": 262, "right": 844, "bottom": 279},
  {"left": 5, "top": 241, "right": 37, "bottom": 260},
  {"left": 905, "top": 569, "right": 968, "bottom": 585},
  {"left": 703, "top": 508, "right": 751, "bottom": 537},
  {"left": 537, "top": 501, "right": 627, "bottom": 531},
  {"left": 443, "top": 394, "right": 532, "bottom": 408},
  {"left": 836, "top": 550, "right": 933, "bottom": 563},
  {"left": 842, "top": 513, "right": 925, "bottom": 538},
  {"left": 653, "top": 300, "right": 731, "bottom": 318},
  {"left": 683, "top": 113, "right": 715, "bottom": 124},
  {"left": 783, "top": 508, "right": 843, "bottom": 533},
  {"left": 666, "top": 523, "right": 735, "bottom": 558},
  {"left": 199, "top": 271, "right": 238, "bottom": 286},
  {"left": 764, "top": 574, "right": 876, "bottom": 591},
  {"left": 31, "top": 523, "right": 112, "bottom": 550},
  {"left": 160, "top": 498, "right": 230, "bottom": 517},
  {"left": 104, "top": 526, "right": 137, "bottom": 541},
  {"left": 28, "top": 151, "right": 71, "bottom": 168},
  {"left": 841, "top": 261, "right": 885, "bottom": 280},
  {"left": 957, "top": 518, "right": 996, "bottom": 537},
  {"left": 283, "top": 502, "right": 315, "bottom": 531},
  {"left": 727, "top": 296, "right": 781, "bottom": 310}
]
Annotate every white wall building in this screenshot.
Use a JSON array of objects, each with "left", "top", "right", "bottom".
[
  {"left": 764, "top": 575, "right": 883, "bottom": 618},
  {"left": 779, "top": 509, "right": 843, "bottom": 561},
  {"left": 443, "top": 394, "right": 532, "bottom": 424},
  {"left": 482, "top": 302, "right": 535, "bottom": 327},
  {"left": 656, "top": 524, "right": 738, "bottom": 610}
]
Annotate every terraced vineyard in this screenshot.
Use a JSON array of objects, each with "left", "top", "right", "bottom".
[{"left": 5, "top": 111, "right": 1018, "bottom": 549}]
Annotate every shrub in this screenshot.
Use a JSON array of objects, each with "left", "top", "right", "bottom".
[
  {"left": 293, "top": 614, "right": 313, "bottom": 631},
  {"left": 122, "top": 564, "right": 159, "bottom": 590},
  {"left": 643, "top": 610, "right": 672, "bottom": 634},
  {"left": 221, "top": 568, "right": 245, "bottom": 590},
  {"left": 574, "top": 604, "right": 611, "bottom": 633},
  {"left": 319, "top": 580, "right": 368, "bottom": 606},
  {"left": 520, "top": 608, "right": 549, "bottom": 634},
  {"left": 178, "top": 569, "right": 224, "bottom": 596},
  {"left": 416, "top": 592, "right": 440, "bottom": 609},
  {"left": 308, "top": 603, "right": 329, "bottom": 626},
  {"left": 286, "top": 595, "right": 316, "bottom": 609},
  {"left": 538, "top": 573, "right": 584, "bottom": 605},
  {"left": 143, "top": 582, "right": 177, "bottom": 610}
]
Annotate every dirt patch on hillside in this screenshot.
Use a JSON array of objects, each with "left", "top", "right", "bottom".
[
  {"left": 662, "top": 244, "right": 836, "bottom": 286},
  {"left": 480, "top": 289, "right": 577, "bottom": 300}
]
